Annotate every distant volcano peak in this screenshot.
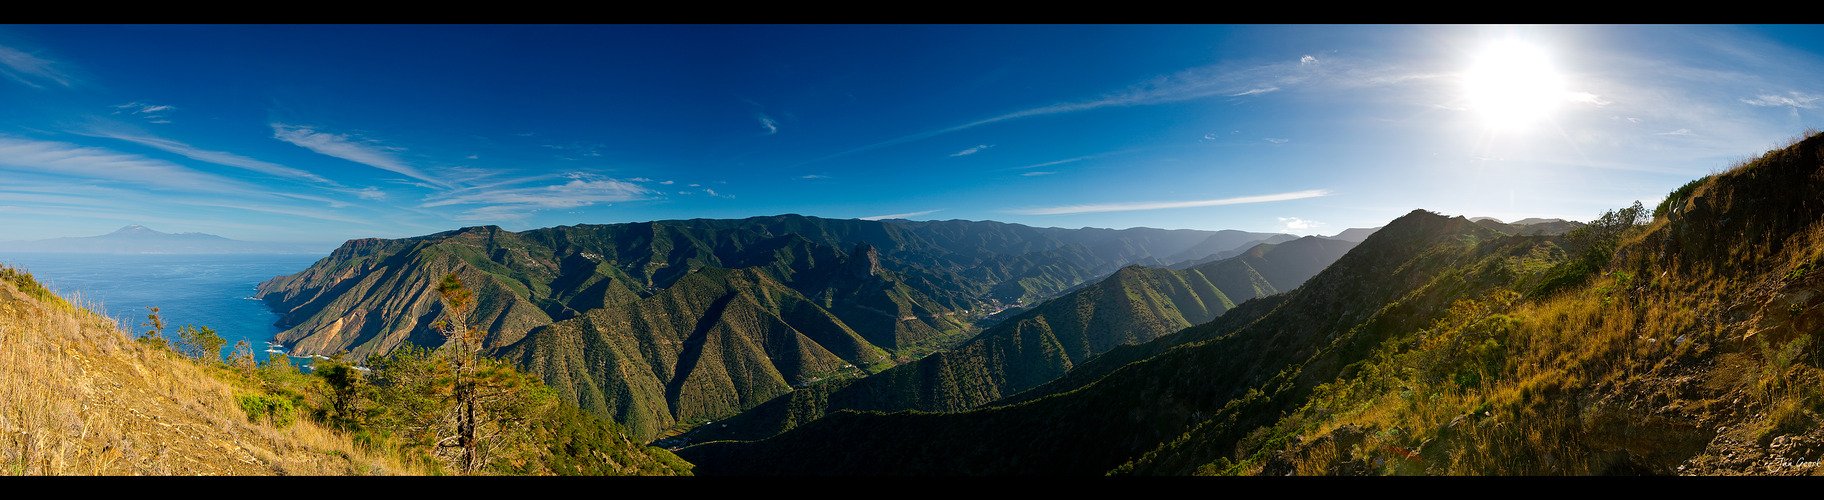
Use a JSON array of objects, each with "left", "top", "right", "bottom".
[
  {"left": 110, "top": 224, "right": 163, "bottom": 235},
  {"left": 1, "top": 225, "right": 327, "bottom": 254}
]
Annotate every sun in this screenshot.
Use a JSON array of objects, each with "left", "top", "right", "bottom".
[{"left": 1463, "top": 40, "right": 1566, "bottom": 131}]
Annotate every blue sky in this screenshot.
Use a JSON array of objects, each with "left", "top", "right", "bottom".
[{"left": 3, "top": 25, "right": 1822, "bottom": 246}]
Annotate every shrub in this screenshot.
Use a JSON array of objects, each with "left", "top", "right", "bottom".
[{"left": 237, "top": 393, "right": 297, "bottom": 429}]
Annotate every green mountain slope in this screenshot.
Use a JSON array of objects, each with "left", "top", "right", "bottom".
[
  {"left": 675, "top": 209, "right": 1516, "bottom": 474},
  {"left": 494, "top": 266, "right": 891, "bottom": 440},
  {"left": 676, "top": 235, "right": 1360, "bottom": 446},
  {"left": 256, "top": 216, "right": 1282, "bottom": 441}
]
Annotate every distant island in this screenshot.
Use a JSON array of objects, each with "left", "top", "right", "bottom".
[{"left": 0, "top": 225, "right": 333, "bottom": 255}]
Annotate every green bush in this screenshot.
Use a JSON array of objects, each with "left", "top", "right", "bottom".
[{"left": 237, "top": 393, "right": 297, "bottom": 429}]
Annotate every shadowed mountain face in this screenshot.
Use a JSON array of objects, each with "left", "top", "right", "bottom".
[{"left": 255, "top": 215, "right": 1289, "bottom": 441}]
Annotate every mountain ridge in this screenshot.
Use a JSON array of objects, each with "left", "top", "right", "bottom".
[
  {"left": 0, "top": 225, "right": 331, "bottom": 255},
  {"left": 254, "top": 216, "right": 1293, "bottom": 441}
]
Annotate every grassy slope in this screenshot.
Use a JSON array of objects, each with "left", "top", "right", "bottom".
[
  {"left": 0, "top": 264, "right": 693, "bottom": 476},
  {"left": 0, "top": 265, "right": 426, "bottom": 475},
  {"left": 1181, "top": 131, "right": 1824, "bottom": 476}
]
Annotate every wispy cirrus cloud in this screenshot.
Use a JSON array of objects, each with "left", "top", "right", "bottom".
[
  {"left": 0, "top": 136, "right": 252, "bottom": 193},
  {"left": 179, "top": 199, "right": 382, "bottom": 226},
  {"left": 1020, "top": 171, "right": 1056, "bottom": 176},
  {"left": 113, "top": 102, "right": 177, "bottom": 123},
  {"left": 0, "top": 44, "right": 72, "bottom": 88},
  {"left": 88, "top": 130, "right": 338, "bottom": 185},
  {"left": 1006, "top": 189, "right": 1330, "bottom": 215},
  {"left": 1741, "top": 91, "right": 1820, "bottom": 109},
  {"left": 951, "top": 144, "right": 993, "bottom": 156},
  {"left": 271, "top": 123, "right": 450, "bottom": 188},
  {"left": 860, "top": 209, "right": 942, "bottom": 221},
  {"left": 420, "top": 175, "right": 652, "bottom": 210},
  {"left": 1011, "top": 155, "right": 1091, "bottom": 170},
  {"left": 793, "top": 55, "right": 1319, "bottom": 167}
]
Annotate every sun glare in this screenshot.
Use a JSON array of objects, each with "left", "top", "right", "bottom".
[{"left": 1464, "top": 41, "right": 1566, "bottom": 131}]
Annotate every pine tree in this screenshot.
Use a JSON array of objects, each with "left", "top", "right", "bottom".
[
  {"left": 413, "top": 273, "right": 557, "bottom": 474},
  {"left": 434, "top": 273, "right": 483, "bottom": 473}
]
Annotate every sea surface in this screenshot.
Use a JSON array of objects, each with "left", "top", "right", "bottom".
[{"left": 0, "top": 252, "right": 324, "bottom": 363}]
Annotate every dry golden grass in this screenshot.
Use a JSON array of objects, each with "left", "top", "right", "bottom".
[{"left": 0, "top": 268, "right": 433, "bottom": 475}]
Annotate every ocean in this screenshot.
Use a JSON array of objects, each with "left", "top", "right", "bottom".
[{"left": 0, "top": 252, "right": 325, "bottom": 364}]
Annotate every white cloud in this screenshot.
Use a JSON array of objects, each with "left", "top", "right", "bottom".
[
  {"left": 951, "top": 144, "right": 993, "bottom": 156},
  {"left": 757, "top": 113, "right": 779, "bottom": 135},
  {"left": 1263, "top": 138, "right": 1289, "bottom": 144},
  {"left": 89, "top": 130, "right": 337, "bottom": 185},
  {"left": 421, "top": 177, "right": 651, "bottom": 209},
  {"left": 628, "top": 177, "right": 653, "bottom": 182},
  {"left": 1007, "top": 189, "right": 1330, "bottom": 215},
  {"left": 0, "top": 136, "right": 251, "bottom": 193},
  {"left": 0, "top": 45, "right": 72, "bottom": 88},
  {"left": 1021, "top": 171, "right": 1056, "bottom": 176},
  {"left": 1278, "top": 216, "right": 1327, "bottom": 235},
  {"left": 188, "top": 199, "right": 379, "bottom": 225},
  {"left": 116, "top": 102, "right": 175, "bottom": 114},
  {"left": 1300, "top": 55, "right": 1317, "bottom": 65},
  {"left": 271, "top": 123, "right": 449, "bottom": 188},
  {"left": 860, "top": 209, "right": 942, "bottom": 221},
  {"left": 1741, "top": 91, "right": 1821, "bottom": 109},
  {"left": 799, "top": 174, "right": 829, "bottom": 179},
  {"left": 1657, "top": 128, "right": 1693, "bottom": 136},
  {"left": 1228, "top": 87, "right": 1279, "bottom": 97},
  {"left": 659, "top": 180, "right": 674, "bottom": 184},
  {"left": 114, "top": 102, "right": 178, "bottom": 123}
]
